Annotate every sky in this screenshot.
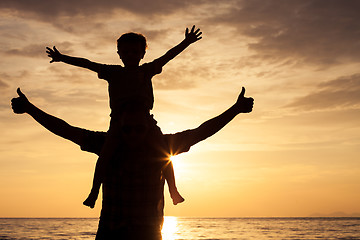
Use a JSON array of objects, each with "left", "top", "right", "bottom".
[{"left": 0, "top": 0, "right": 359, "bottom": 218}]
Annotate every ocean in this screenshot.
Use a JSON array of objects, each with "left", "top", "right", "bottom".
[{"left": 0, "top": 217, "right": 359, "bottom": 240}]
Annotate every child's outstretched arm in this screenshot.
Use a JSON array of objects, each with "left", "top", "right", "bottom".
[
  {"left": 46, "top": 46, "right": 101, "bottom": 73},
  {"left": 156, "top": 25, "right": 202, "bottom": 67}
]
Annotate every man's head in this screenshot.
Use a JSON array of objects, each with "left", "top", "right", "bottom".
[{"left": 117, "top": 32, "right": 147, "bottom": 67}]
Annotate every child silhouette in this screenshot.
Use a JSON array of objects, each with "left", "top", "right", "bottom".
[{"left": 46, "top": 25, "right": 202, "bottom": 208}]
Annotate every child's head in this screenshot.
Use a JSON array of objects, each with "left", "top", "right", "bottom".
[{"left": 117, "top": 32, "right": 147, "bottom": 67}]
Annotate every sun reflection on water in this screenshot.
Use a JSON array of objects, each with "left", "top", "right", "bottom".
[{"left": 161, "top": 216, "right": 178, "bottom": 240}]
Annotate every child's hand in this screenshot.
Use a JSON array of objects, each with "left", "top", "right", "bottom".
[
  {"left": 46, "top": 46, "right": 62, "bottom": 63},
  {"left": 185, "top": 25, "right": 202, "bottom": 44}
]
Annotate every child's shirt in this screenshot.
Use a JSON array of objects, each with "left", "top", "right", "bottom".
[{"left": 97, "top": 60, "right": 162, "bottom": 116}]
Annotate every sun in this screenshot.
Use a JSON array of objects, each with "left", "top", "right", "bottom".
[
  {"left": 169, "top": 155, "right": 182, "bottom": 168},
  {"left": 168, "top": 154, "right": 187, "bottom": 179},
  {"left": 169, "top": 155, "right": 178, "bottom": 162}
]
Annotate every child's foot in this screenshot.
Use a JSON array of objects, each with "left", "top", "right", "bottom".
[
  {"left": 83, "top": 190, "right": 98, "bottom": 209},
  {"left": 171, "top": 191, "right": 185, "bottom": 205}
]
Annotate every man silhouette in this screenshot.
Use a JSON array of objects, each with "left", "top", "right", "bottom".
[{"left": 11, "top": 87, "right": 254, "bottom": 240}]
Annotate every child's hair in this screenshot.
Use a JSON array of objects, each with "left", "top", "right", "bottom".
[{"left": 117, "top": 32, "right": 147, "bottom": 53}]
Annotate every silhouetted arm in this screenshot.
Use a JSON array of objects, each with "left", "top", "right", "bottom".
[
  {"left": 187, "top": 87, "right": 254, "bottom": 147},
  {"left": 155, "top": 25, "right": 202, "bottom": 67},
  {"left": 11, "top": 88, "right": 85, "bottom": 146},
  {"left": 46, "top": 46, "right": 102, "bottom": 73}
]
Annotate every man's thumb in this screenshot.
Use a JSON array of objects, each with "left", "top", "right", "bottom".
[
  {"left": 17, "top": 88, "right": 25, "bottom": 98},
  {"left": 239, "top": 87, "right": 245, "bottom": 98}
]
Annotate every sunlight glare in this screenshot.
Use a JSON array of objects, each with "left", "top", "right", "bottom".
[
  {"left": 169, "top": 155, "right": 178, "bottom": 162},
  {"left": 169, "top": 155, "right": 186, "bottom": 178},
  {"left": 169, "top": 155, "right": 181, "bottom": 167}
]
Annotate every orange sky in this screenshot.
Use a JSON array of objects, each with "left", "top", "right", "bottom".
[{"left": 0, "top": 0, "right": 359, "bottom": 218}]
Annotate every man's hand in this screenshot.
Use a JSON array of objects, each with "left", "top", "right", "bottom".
[
  {"left": 235, "top": 87, "right": 254, "bottom": 113},
  {"left": 184, "top": 25, "right": 202, "bottom": 44},
  {"left": 46, "top": 46, "right": 62, "bottom": 63},
  {"left": 11, "top": 88, "right": 31, "bottom": 114}
]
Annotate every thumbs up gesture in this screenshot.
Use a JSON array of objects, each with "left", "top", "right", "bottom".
[
  {"left": 235, "top": 87, "right": 254, "bottom": 113},
  {"left": 11, "top": 88, "right": 31, "bottom": 114}
]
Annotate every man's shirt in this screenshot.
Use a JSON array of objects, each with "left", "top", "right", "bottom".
[{"left": 79, "top": 128, "right": 193, "bottom": 230}]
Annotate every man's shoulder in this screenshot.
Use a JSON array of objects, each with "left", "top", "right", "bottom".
[
  {"left": 79, "top": 129, "right": 107, "bottom": 155},
  {"left": 164, "top": 129, "right": 193, "bottom": 138},
  {"left": 82, "top": 129, "right": 107, "bottom": 138},
  {"left": 163, "top": 130, "right": 194, "bottom": 155}
]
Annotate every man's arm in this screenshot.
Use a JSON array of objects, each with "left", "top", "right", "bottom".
[
  {"left": 186, "top": 87, "right": 254, "bottom": 147},
  {"left": 11, "top": 88, "right": 86, "bottom": 146},
  {"left": 46, "top": 46, "right": 102, "bottom": 73},
  {"left": 155, "top": 25, "right": 202, "bottom": 67}
]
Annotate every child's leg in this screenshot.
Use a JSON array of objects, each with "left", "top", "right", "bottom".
[
  {"left": 83, "top": 157, "right": 102, "bottom": 208},
  {"left": 148, "top": 114, "right": 185, "bottom": 205},
  {"left": 83, "top": 119, "right": 120, "bottom": 208},
  {"left": 164, "top": 160, "right": 184, "bottom": 205},
  {"left": 83, "top": 135, "right": 119, "bottom": 208}
]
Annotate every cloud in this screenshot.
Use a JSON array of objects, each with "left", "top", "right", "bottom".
[
  {"left": 154, "top": 61, "right": 212, "bottom": 90},
  {"left": 0, "top": 78, "right": 10, "bottom": 90},
  {"left": 0, "top": 0, "right": 196, "bottom": 20},
  {"left": 0, "top": 71, "right": 29, "bottom": 89},
  {"left": 206, "top": 0, "right": 360, "bottom": 67},
  {"left": 4, "top": 42, "right": 75, "bottom": 58},
  {"left": 0, "top": 0, "right": 207, "bottom": 41},
  {"left": 154, "top": 70, "right": 196, "bottom": 90},
  {"left": 5, "top": 44, "right": 52, "bottom": 58},
  {"left": 286, "top": 73, "right": 360, "bottom": 111}
]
